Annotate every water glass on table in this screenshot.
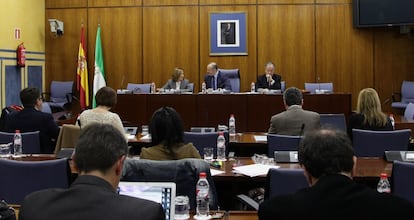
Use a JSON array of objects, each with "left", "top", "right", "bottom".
[{"left": 203, "top": 147, "right": 214, "bottom": 161}]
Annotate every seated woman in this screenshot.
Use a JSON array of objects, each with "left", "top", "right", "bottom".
[
  {"left": 140, "top": 106, "right": 201, "bottom": 160},
  {"left": 77, "top": 86, "right": 125, "bottom": 137},
  {"left": 348, "top": 88, "right": 393, "bottom": 139},
  {"left": 162, "top": 67, "right": 191, "bottom": 92}
]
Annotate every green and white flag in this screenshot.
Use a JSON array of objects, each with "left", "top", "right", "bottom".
[{"left": 93, "top": 25, "right": 106, "bottom": 108}]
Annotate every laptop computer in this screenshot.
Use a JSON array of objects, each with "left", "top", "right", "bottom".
[
  {"left": 118, "top": 181, "right": 176, "bottom": 220},
  {"left": 384, "top": 151, "right": 414, "bottom": 162}
]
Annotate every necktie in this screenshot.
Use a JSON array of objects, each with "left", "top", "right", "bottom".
[{"left": 212, "top": 76, "right": 216, "bottom": 90}]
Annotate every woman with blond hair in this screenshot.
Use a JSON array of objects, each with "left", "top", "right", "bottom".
[{"left": 348, "top": 88, "right": 393, "bottom": 139}]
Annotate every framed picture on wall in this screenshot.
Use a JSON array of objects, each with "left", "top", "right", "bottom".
[{"left": 209, "top": 12, "right": 247, "bottom": 56}]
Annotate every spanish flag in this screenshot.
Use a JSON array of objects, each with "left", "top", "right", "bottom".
[{"left": 76, "top": 24, "right": 89, "bottom": 110}]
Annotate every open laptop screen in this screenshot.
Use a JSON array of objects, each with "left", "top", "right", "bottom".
[{"left": 118, "top": 181, "right": 176, "bottom": 220}]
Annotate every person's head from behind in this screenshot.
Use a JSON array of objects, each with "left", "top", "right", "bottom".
[
  {"left": 172, "top": 67, "right": 184, "bottom": 82},
  {"left": 357, "top": 88, "right": 382, "bottom": 115},
  {"left": 206, "top": 62, "right": 218, "bottom": 76},
  {"left": 283, "top": 87, "right": 303, "bottom": 108},
  {"left": 20, "top": 87, "right": 42, "bottom": 109},
  {"left": 95, "top": 86, "right": 117, "bottom": 109},
  {"left": 298, "top": 128, "right": 355, "bottom": 185},
  {"left": 74, "top": 123, "right": 128, "bottom": 188},
  {"left": 149, "top": 106, "right": 184, "bottom": 147},
  {"left": 264, "top": 62, "right": 275, "bottom": 76}
]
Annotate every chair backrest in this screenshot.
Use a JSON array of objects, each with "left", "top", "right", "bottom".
[
  {"left": 183, "top": 131, "right": 229, "bottom": 157},
  {"left": 401, "top": 80, "right": 414, "bottom": 103},
  {"left": 0, "top": 158, "right": 70, "bottom": 204},
  {"left": 41, "top": 102, "right": 52, "bottom": 114},
  {"left": 281, "top": 81, "right": 286, "bottom": 92},
  {"left": 319, "top": 113, "right": 347, "bottom": 132},
  {"left": 187, "top": 83, "right": 194, "bottom": 93},
  {"left": 121, "top": 158, "right": 218, "bottom": 210},
  {"left": 219, "top": 69, "right": 240, "bottom": 93},
  {"left": 391, "top": 160, "right": 414, "bottom": 204},
  {"left": 264, "top": 168, "right": 308, "bottom": 200},
  {"left": 0, "top": 131, "right": 41, "bottom": 154},
  {"left": 54, "top": 124, "right": 81, "bottom": 155},
  {"left": 304, "top": 82, "right": 333, "bottom": 94},
  {"left": 50, "top": 81, "right": 74, "bottom": 103},
  {"left": 267, "top": 134, "right": 302, "bottom": 157},
  {"left": 404, "top": 102, "right": 414, "bottom": 120},
  {"left": 352, "top": 128, "right": 411, "bottom": 157},
  {"left": 126, "top": 83, "right": 152, "bottom": 94}
]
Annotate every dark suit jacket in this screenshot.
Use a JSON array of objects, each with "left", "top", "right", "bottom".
[
  {"left": 4, "top": 107, "right": 59, "bottom": 153},
  {"left": 348, "top": 113, "right": 394, "bottom": 139},
  {"left": 258, "top": 174, "right": 414, "bottom": 219},
  {"left": 256, "top": 74, "right": 282, "bottom": 90},
  {"left": 162, "top": 79, "right": 190, "bottom": 91},
  {"left": 204, "top": 71, "right": 231, "bottom": 91},
  {"left": 268, "top": 105, "right": 320, "bottom": 135},
  {"left": 19, "top": 175, "right": 165, "bottom": 220}
]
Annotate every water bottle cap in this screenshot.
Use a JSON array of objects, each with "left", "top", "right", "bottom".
[
  {"left": 230, "top": 114, "right": 234, "bottom": 117},
  {"left": 199, "top": 172, "right": 206, "bottom": 178},
  {"left": 15, "top": 130, "right": 20, "bottom": 133},
  {"left": 380, "top": 173, "right": 388, "bottom": 178},
  {"left": 219, "top": 131, "right": 224, "bottom": 135}
]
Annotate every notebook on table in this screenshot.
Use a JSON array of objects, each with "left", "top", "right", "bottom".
[{"left": 118, "top": 181, "right": 176, "bottom": 220}]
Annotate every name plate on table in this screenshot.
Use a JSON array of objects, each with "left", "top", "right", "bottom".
[
  {"left": 274, "top": 151, "right": 298, "bottom": 163},
  {"left": 384, "top": 151, "right": 414, "bottom": 162}
]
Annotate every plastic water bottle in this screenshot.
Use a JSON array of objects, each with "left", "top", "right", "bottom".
[
  {"left": 216, "top": 132, "right": 226, "bottom": 161},
  {"left": 13, "top": 130, "right": 22, "bottom": 156},
  {"left": 229, "top": 114, "right": 236, "bottom": 136},
  {"left": 196, "top": 172, "right": 210, "bottom": 218},
  {"left": 389, "top": 114, "right": 395, "bottom": 129},
  {"left": 151, "top": 82, "right": 156, "bottom": 94},
  {"left": 377, "top": 173, "right": 391, "bottom": 193},
  {"left": 201, "top": 82, "right": 206, "bottom": 94},
  {"left": 250, "top": 82, "right": 255, "bottom": 93}
]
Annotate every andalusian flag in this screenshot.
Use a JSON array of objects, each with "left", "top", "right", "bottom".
[
  {"left": 76, "top": 24, "right": 89, "bottom": 110},
  {"left": 93, "top": 25, "right": 106, "bottom": 108}
]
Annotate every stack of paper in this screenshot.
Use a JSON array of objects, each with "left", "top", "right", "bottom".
[{"left": 232, "top": 164, "right": 280, "bottom": 177}]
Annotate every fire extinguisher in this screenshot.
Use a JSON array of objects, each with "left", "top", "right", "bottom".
[{"left": 17, "top": 43, "right": 26, "bottom": 67}]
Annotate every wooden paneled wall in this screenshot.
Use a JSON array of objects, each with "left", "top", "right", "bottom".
[{"left": 45, "top": 0, "right": 414, "bottom": 112}]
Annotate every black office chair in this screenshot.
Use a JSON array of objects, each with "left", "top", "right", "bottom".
[
  {"left": 183, "top": 131, "right": 229, "bottom": 158},
  {"left": 352, "top": 128, "right": 412, "bottom": 157},
  {"left": 391, "top": 160, "right": 414, "bottom": 204},
  {"left": 219, "top": 69, "right": 240, "bottom": 93},
  {"left": 121, "top": 158, "right": 219, "bottom": 211},
  {"left": 237, "top": 168, "right": 308, "bottom": 210},
  {"left": 0, "top": 131, "right": 41, "bottom": 154},
  {"left": 267, "top": 134, "right": 302, "bottom": 157},
  {"left": 0, "top": 158, "right": 70, "bottom": 204}
]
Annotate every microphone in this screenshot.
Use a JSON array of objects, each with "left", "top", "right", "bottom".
[
  {"left": 120, "top": 75, "right": 125, "bottom": 89},
  {"left": 298, "top": 123, "right": 305, "bottom": 137},
  {"left": 296, "top": 123, "right": 305, "bottom": 152}
]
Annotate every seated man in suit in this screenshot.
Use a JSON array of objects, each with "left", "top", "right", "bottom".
[
  {"left": 5, "top": 87, "right": 59, "bottom": 153},
  {"left": 203, "top": 62, "right": 231, "bottom": 91},
  {"left": 256, "top": 62, "right": 282, "bottom": 93},
  {"left": 162, "top": 67, "right": 191, "bottom": 92},
  {"left": 258, "top": 128, "right": 414, "bottom": 219},
  {"left": 19, "top": 123, "right": 165, "bottom": 220},
  {"left": 268, "top": 87, "right": 320, "bottom": 135}
]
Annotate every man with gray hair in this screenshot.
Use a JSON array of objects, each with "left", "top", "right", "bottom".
[
  {"left": 268, "top": 87, "right": 320, "bottom": 135},
  {"left": 204, "top": 62, "right": 231, "bottom": 91}
]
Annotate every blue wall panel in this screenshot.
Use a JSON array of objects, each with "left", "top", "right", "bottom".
[
  {"left": 5, "top": 66, "right": 22, "bottom": 106},
  {"left": 28, "top": 66, "right": 43, "bottom": 91}
]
